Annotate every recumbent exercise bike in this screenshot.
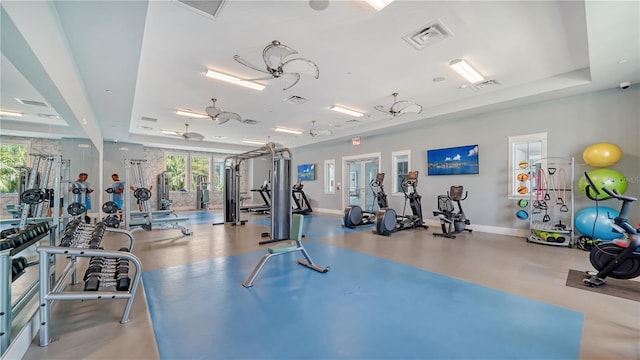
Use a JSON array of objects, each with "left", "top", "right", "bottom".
[
  {"left": 582, "top": 171, "right": 640, "bottom": 287},
  {"left": 344, "top": 173, "right": 388, "bottom": 228},
  {"left": 433, "top": 185, "right": 472, "bottom": 238}
]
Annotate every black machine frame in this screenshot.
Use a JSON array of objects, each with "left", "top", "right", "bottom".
[
  {"left": 433, "top": 185, "right": 472, "bottom": 238},
  {"left": 343, "top": 172, "right": 388, "bottom": 228},
  {"left": 375, "top": 171, "right": 428, "bottom": 236}
]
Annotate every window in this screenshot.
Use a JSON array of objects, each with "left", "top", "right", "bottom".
[
  {"left": 213, "top": 159, "right": 225, "bottom": 191},
  {"left": 190, "top": 156, "right": 210, "bottom": 191},
  {"left": 324, "top": 159, "right": 335, "bottom": 194},
  {"left": 508, "top": 132, "right": 547, "bottom": 198},
  {"left": 166, "top": 154, "right": 187, "bottom": 191},
  {"left": 392, "top": 150, "right": 410, "bottom": 195},
  {"left": 0, "top": 141, "right": 29, "bottom": 194}
]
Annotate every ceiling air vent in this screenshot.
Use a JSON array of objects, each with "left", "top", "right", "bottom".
[
  {"left": 474, "top": 79, "right": 500, "bottom": 90},
  {"left": 241, "top": 119, "right": 259, "bottom": 125},
  {"left": 175, "top": 0, "right": 227, "bottom": 20},
  {"left": 15, "top": 98, "right": 48, "bottom": 107},
  {"left": 140, "top": 116, "right": 157, "bottom": 122},
  {"left": 38, "top": 114, "right": 59, "bottom": 119},
  {"left": 284, "top": 96, "right": 308, "bottom": 105},
  {"left": 402, "top": 19, "right": 453, "bottom": 50},
  {"left": 345, "top": 119, "right": 360, "bottom": 124}
]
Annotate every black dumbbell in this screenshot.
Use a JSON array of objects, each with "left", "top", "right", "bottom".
[
  {"left": 84, "top": 272, "right": 131, "bottom": 291},
  {"left": 1, "top": 227, "right": 19, "bottom": 239},
  {"left": 11, "top": 257, "right": 29, "bottom": 282},
  {"left": 105, "top": 187, "right": 114, "bottom": 194}
]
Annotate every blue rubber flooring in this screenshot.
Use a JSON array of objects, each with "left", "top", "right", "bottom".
[{"left": 143, "top": 241, "right": 583, "bottom": 359}]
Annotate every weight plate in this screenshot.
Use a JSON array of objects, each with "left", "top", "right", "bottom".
[
  {"left": 20, "top": 189, "right": 45, "bottom": 205},
  {"left": 67, "top": 202, "right": 87, "bottom": 216},
  {"left": 102, "top": 201, "right": 120, "bottom": 214},
  {"left": 135, "top": 188, "right": 152, "bottom": 201}
]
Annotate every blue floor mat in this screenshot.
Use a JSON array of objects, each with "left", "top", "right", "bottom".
[
  {"left": 143, "top": 241, "right": 583, "bottom": 360},
  {"left": 174, "top": 211, "right": 224, "bottom": 225}
]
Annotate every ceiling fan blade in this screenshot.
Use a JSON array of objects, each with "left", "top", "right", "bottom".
[
  {"left": 214, "top": 116, "right": 230, "bottom": 125},
  {"left": 185, "top": 132, "right": 204, "bottom": 140},
  {"left": 263, "top": 41, "right": 298, "bottom": 70},
  {"left": 281, "top": 73, "right": 301, "bottom": 91},
  {"left": 206, "top": 105, "right": 222, "bottom": 118},
  {"left": 373, "top": 105, "right": 389, "bottom": 114},
  {"left": 233, "top": 55, "right": 270, "bottom": 74},
  {"left": 392, "top": 101, "right": 423, "bottom": 114},
  {"left": 281, "top": 58, "right": 319, "bottom": 79},
  {"left": 243, "top": 75, "right": 277, "bottom": 81}
]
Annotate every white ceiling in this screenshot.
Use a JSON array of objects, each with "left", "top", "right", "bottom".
[{"left": 1, "top": 0, "right": 638, "bottom": 152}]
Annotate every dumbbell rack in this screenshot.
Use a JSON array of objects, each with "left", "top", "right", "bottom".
[
  {"left": 36, "top": 222, "right": 142, "bottom": 347},
  {"left": 0, "top": 222, "right": 56, "bottom": 357}
]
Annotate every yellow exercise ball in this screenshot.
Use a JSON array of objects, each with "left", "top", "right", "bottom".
[{"left": 582, "top": 142, "right": 623, "bottom": 168}]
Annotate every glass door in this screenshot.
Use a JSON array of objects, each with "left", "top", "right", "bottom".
[{"left": 346, "top": 158, "right": 379, "bottom": 210}]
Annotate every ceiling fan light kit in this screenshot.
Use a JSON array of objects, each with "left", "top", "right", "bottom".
[
  {"left": 233, "top": 40, "right": 320, "bottom": 90},
  {"left": 309, "top": 120, "right": 332, "bottom": 137}
]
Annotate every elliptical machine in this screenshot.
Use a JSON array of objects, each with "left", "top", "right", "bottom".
[
  {"left": 344, "top": 173, "right": 388, "bottom": 228},
  {"left": 582, "top": 171, "right": 640, "bottom": 287},
  {"left": 375, "top": 171, "right": 428, "bottom": 236},
  {"left": 433, "top": 185, "right": 472, "bottom": 238}
]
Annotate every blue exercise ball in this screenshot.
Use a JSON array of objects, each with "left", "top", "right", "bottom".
[{"left": 574, "top": 206, "right": 624, "bottom": 240}]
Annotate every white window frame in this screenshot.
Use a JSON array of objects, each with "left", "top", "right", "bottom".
[
  {"left": 391, "top": 150, "right": 411, "bottom": 196},
  {"left": 324, "top": 159, "right": 335, "bottom": 194},
  {"left": 508, "top": 132, "right": 547, "bottom": 199},
  {"left": 0, "top": 138, "right": 31, "bottom": 195}
]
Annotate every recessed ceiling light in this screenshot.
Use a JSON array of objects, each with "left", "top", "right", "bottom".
[
  {"left": 0, "top": 110, "right": 24, "bottom": 117},
  {"left": 274, "top": 126, "right": 304, "bottom": 135},
  {"left": 330, "top": 105, "right": 364, "bottom": 117},
  {"left": 205, "top": 69, "right": 265, "bottom": 91},
  {"left": 176, "top": 109, "right": 209, "bottom": 119},
  {"left": 449, "top": 59, "right": 485, "bottom": 84}
]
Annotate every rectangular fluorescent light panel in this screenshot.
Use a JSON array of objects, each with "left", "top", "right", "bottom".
[
  {"left": 449, "top": 59, "right": 485, "bottom": 84},
  {"left": 161, "top": 130, "right": 177, "bottom": 135},
  {"left": 0, "top": 110, "right": 24, "bottom": 117},
  {"left": 274, "top": 127, "right": 304, "bottom": 135},
  {"left": 242, "top": 139, "right": 266, "bottom": 145},
  {"left": 176, "top": 110, "right": 209, "bottom": 119},
  {"left": 205, "top": 69, "right": 265, "bottom": 91},
  {"left": 330, "top": 105, "right": 364, "bottom": 117},
  {"left": 365, "top": 0, "right": 394, "bottom": 11}
]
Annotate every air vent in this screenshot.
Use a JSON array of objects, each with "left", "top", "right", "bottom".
[
  {"left": 140, "top": 116, "right": 157, "bottom": 122},
  {"left": 15, "top": 98, "right": 48, "bottom": 107},
  {"left": 284, "top": 96, "right": 308, "bottom": 105},
  {"left": 402, "top": 20, "right": 452, "bottom": 50},
  {"left": 137, "top": 125, "right": 154, "bottom": 130},
  {"left": 345, "top": 119, "right": 360, "bottom": 124},
  {"left": 176, "top": 0, "right": 227, "bottom": 20},
  {"left": 474, "top": 79, "right": 500, "bottom": 90},
  {"left": 242, "top": 119, "right": 259, "bottom": 125}
]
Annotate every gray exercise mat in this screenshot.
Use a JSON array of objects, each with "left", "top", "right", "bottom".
[{"left": 566, "top": 269, "right": 640, "bottom": 302}]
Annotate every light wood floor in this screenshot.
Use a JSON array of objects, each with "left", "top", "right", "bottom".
[{"left": 20, "top": 215, "right": 640, "bottom": 360}]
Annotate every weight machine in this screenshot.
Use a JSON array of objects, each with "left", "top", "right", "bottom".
[
  {"left": 124, "top": 159, "right": 191, "bottom": 235},
  {"left": 433, "top": 186, "right": 472, "bottom": 238},
  {"left": 196, "top": 174, "right": 210, "bottom": 211},
  {"left": 13, "top": 155, "right": 63, "bottom": 229},
  {"left": 222, "top": 143, "right": 291, "bottom": 244},
  {"left": 156, "top": 171, "right": 172, "bottom": 210}
]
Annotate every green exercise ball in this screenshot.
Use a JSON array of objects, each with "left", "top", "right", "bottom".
[{"left": 578, "top": 168, "right": 628, "bottom": 200}]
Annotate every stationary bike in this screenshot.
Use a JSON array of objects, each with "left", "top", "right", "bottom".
[
  {"left": 375, "top": 171, "right": 428, "bottom": 236},
  {"left": 582, "top": 171, "right": 640, "bottom": 287},
  {"left": 433, "top": 185, "right": 472, "bottom": 238},
  {"left": 344, "top": 173, "right": 388, "bottom": 228}
]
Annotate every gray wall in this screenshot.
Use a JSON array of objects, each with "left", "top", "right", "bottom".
[{"left": 292, "top": 87, "right": 640, "bottom": 231}]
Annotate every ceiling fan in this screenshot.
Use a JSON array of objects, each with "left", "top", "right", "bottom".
[
  {"left": 233, "top": 40, "right": 319, "bottom": 90},
  {"left": 374, "top": 92, "right": 423, "bottom": 117},
  {"left": 162, "top": 123, "right": 204, "bottom": 140},
  {"left": 309, "top": 120, "right": 332, "bottom": 138},
  {"left": 205, "top": 98, "right": 242, "bottom": 125}
]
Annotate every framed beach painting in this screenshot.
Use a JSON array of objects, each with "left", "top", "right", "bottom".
[{"left": 427, "top": 145, "right": 479, "bottom": 175}]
